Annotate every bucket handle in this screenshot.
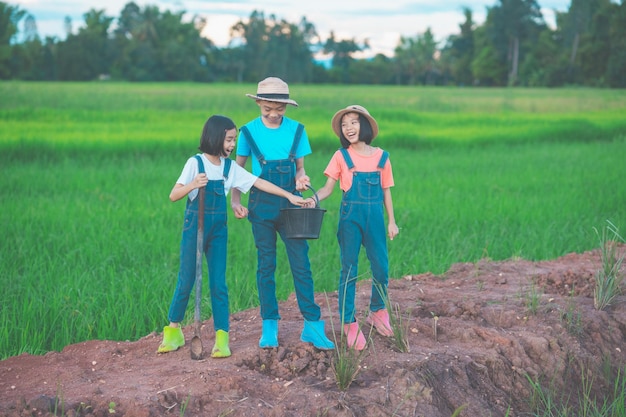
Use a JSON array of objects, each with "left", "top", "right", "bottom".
[{"left": 305, "top": 184, "right": 321, "bottom": 208}]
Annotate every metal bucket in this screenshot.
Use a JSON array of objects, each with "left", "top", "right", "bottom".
[{"left": 281, "top": 185, "right": 326, "bottom": 239}]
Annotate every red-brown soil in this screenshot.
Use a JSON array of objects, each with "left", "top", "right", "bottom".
[{"left": 1, "top": 248, "right": 625, "bottom": 417}]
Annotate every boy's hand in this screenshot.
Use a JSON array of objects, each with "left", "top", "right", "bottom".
[
  {"left": 295, "top": 175, "right": 310, "bottom": 191},
  {"left": 231, "top": 203, "right": 249, "bottom": 219}
]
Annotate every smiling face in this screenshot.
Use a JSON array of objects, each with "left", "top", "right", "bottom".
[
  {"left": 257, "top": 100, "right": 287, "bottom": 128},
  {"left": 340, "top": 112, "right": 361, "bottom": 144},
  {"left": 223, "top": 128, "right": 237, "bottom": 157}
]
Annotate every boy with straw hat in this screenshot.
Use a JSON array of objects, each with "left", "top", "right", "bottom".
[{"left": 230, "top": 77, "right": 334, "bottom": 350}]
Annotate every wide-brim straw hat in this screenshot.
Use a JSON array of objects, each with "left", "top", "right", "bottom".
[
  {"left": 246, "top": 77, "right": 299, "bottom": 107},
  {"left": 331, "top": 105, "right": 379, "bottom": 140}
]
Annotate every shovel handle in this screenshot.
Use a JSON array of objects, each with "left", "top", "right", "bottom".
[{"left": 194, "top": 187, "right": 205, "bottom": 324}]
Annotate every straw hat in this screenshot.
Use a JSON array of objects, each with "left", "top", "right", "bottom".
[
  {"left": 246, "top": 77, "right": 299, "bottom": 107},
  {"left": 331, "top": 105, "right": 379, "bottom": 140}
]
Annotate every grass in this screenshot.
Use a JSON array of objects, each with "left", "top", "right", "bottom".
[
  {"left": 526, "top": 367, "right": 626, "bottom": 417},
  {"left": 523, "top": 278, "right": 542, "bottom": 316},
  {"left": 387, "top": 301, "right": 410, "bottom": 353},
  {"left": 593, "top": 220, "right": 625, "bottom": 310},
  {"left": 1, "top": 82, "right": 625, "bottom": 360},
  {"left": 562, "top": 292, "right": 584, "bottom": 337}
]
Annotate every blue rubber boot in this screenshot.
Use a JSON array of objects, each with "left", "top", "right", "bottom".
[
  {"left": 259, "top": 319, "right": 278, "bottom": 348},
  {"left": 300, "top": 320, "right": 335, "bottom": 350}
]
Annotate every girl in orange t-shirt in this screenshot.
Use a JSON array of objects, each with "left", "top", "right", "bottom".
[{"left": 311, "top": 105, "right": 399, "bottom": 350}]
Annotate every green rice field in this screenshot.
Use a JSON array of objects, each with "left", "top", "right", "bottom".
[{"left": 1, "top": 82, "right": 625, "bottom": 360}]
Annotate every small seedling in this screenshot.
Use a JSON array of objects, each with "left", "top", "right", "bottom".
[
  {"left": 562, "top": 289, "right": 583, "bottom": 337},
  {"left": 375, "top": 282, "right": 410, "bottom": 352},
  {"left": 524, "top": 278, "right": 541, "bottom": 316},
  {"left": 431, "top": 312, "right": 439, "bottom": 342},
  {"left": 388, "top": 302, "right": 410, "bottom": 353},
  {"left": 593, "top": 220, "right": 624, "bottom": 310},
  {"left": 324, "top": 291, "right": 367, "bottom": 391}
]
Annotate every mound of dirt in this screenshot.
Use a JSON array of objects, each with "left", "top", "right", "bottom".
[{"left": 1, "top": 249, "right": 625, "bottom": 417}]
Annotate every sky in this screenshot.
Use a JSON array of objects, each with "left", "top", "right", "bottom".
[{"left": 13, "top": 0, "right": 572, "bottom": 58}]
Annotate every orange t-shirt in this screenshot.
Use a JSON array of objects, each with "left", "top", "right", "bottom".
[{"left": 323, "top": 147, "right": 394, "bottom": 193}]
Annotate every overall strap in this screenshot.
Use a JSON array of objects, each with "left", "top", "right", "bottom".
[
  {"left": 339, "top": 148, "right": 355, "bottom": 170},
  {"left": 377, "top": 151, "right": 389, "bottom": 169},
  {"left": 240, "top": 126, "right": 265, "bottom": 165},
  {"left": 222, "top": 158, "right": 232, "bottom": 180},
  {"left": 288, "top": 123, "right": 305, "bottom": 162},
  {"left": 194, "top": 155, "right": 206, "bottom": 174}
]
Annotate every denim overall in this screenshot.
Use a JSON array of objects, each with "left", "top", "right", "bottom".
[
  {"left": 168, "top": 156, "right": 232, "bottom": 332},
  {"left": 240, "top": 125, "right": 321, "bottom": 322},
  {"left": 337, "top": 148, "right": 390, "bottom": 324}
]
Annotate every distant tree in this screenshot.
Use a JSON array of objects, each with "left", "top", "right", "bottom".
[
  {"left": 471, "top": 25, "right": 507, "bottom": 86},
  {"left": 230, "top": 10, "right": 269, "bottom": 82},
  {"left": 0, "top": 1, "right": 26, "bottom": 78},
  {"left": 230, "top": 11, "right": 317, "bottom": 82},
  {"left": 212, "top": 46, "right": 245, "bottom": 82},
  {"left": 605, "top": 1, "right": 626, "bottom": 88},
  {"left": 56, "top": 9, "right": 113, "bottom": 80},
  {"left": 577, "top": 2, "right": 612, "bottom": 85},
  {"left": 441, "top": 7, "right": 475, "bottom": 86},
  {"left": 484, "top": 0, "right": 545, "bottom": 85},
  {"left": 348, "top": 53, "right": 394, "bottom": 85},
  {"left": 551, "top": 0, "right": 609, "bottom": 84},
  {"left": 263, "top": 15, "right": 316, "bottom": 82},
  {"left": 109, "top": 2, "right": 211, "bottom": 81},
  {"left": 156, "top": 10, "right": 212, "bottom": 81},
  {"left": 22, "top": 13, "right": 36, "bottom": 41},
  {"left": 63, "top": 16, "right": 72, "bottom": 38},
  {"left": 6, "top": 12, "right": 52, "bottom": 80},
  {"left": 394, "top": 28, "right": 439, "bottom": 85},
  {"left": 323, "top": 32, "right": 365, "bottom": 83},
  {"left": 517, "top": 28, "right": 567, "bottom": 86}
]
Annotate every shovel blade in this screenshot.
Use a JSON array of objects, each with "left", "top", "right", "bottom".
[{"left": 190, "top": 335, "right": 203, "bottom": 360}]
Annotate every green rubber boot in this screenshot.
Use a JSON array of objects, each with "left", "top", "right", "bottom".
[
  {"left": 211, "top": 330, "right": 231, "bottom": 358},
  {"left": 157, "top": 325, "right": 185, "bottom": 353}
]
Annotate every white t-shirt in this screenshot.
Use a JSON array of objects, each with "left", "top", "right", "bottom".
[{"left": 176, "top": 154, "right": 258, "bottom": 201}]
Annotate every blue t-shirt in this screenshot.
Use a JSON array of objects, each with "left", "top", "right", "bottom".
[{"left": 236, "top": 116, "right": 312, "bottom": 176}]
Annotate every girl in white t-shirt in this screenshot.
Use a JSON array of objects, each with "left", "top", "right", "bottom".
[{"left": 158, "top": 115, "right": 305, "bottom": 358}]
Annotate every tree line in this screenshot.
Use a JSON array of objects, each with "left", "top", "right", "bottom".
[{"left": 1, "top": 0, "right": 624, "bottom": 87}]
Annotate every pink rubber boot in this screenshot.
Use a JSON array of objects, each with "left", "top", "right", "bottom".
[
  {"left": 367, "top": 309, "right": 393, "bottom": 337},
  {"left": 343, "top": 322, "right": 366, "bottom": 351}
]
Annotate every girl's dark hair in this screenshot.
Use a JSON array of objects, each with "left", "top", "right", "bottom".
[
  {"left": 199, "top": 115, "right": 236, "bottom": 156},
  {"left": 339, "top": 113, "right": 374, "bottom": 148}
]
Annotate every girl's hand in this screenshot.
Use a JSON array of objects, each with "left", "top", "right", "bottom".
[
  {"left": 194, "top": 173, "right": 208, "bottom": 189},
  {"left": 287, "top": 195, "right": 306, "bottom": 206},
  {"left": 295, "top": 175, "right": 310, "bottom": 191},
  {"left": 302, "top": 197, "right": 316, "bottom": 208},
  {"left": 388, "top": 222, "right": 399, "bottom": 241},
  {"left": 231, "top": 203, "right": 248, "bottom": 219}
]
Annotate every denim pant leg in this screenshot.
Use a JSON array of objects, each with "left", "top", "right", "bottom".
[
  {"left": 168, "top": 211, "right": 197, "bottom": 323},
  {"left": 206, "top": 221, "right": 229, "bottom": 332},
  {"left": 363, "top": 212, "right": 389, "bottom": 312},
  {"left": 337, "top": 218, "right": 363, "bottom": 324},
  {"left": 278, "top": 226, "right": 321, "bottom": 321},
  {"left": 251, "top": 218, "right": 280, "bottom": 320}
]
